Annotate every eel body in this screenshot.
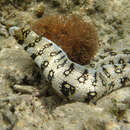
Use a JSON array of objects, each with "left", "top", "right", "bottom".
[{"left": 9, "top": 26, "right": 130, "bottom": 103}]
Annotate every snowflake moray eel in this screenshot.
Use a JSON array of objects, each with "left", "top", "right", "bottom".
[{"left": 9, "top": 26, "right": 130, "bottom": 103}]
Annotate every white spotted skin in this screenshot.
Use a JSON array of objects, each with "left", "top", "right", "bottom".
[{"left": 9, "top": 27, "right": 130, "bottom": 103}]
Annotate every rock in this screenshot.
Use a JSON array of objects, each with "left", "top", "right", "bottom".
[
  {"left": 42, "top": 102, "right": 130, "bottom": 130},
  {"left": 0, "top": 48, "right": 40, "bottom": 85},
  {"left": 0, "top": 0, "right": 129, "bottom": 129},
  {"left": 0, "top": 27, "right": 8, "bottom": 38},
  {"left": 0, "top": 45, "right": 43, "bottom": 102}
]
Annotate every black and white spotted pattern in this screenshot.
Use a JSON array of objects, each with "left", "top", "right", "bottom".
[{"left": 9, "top": 26, "right": 130, "bottom": 103}]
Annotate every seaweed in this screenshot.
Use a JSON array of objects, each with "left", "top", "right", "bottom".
[{"left": 32, "top": 14, "right": 99, "bottom": 65}]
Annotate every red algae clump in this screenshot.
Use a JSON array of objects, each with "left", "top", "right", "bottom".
[{"left": 32, "top": 15, "right": 99, "bottom": 65}]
